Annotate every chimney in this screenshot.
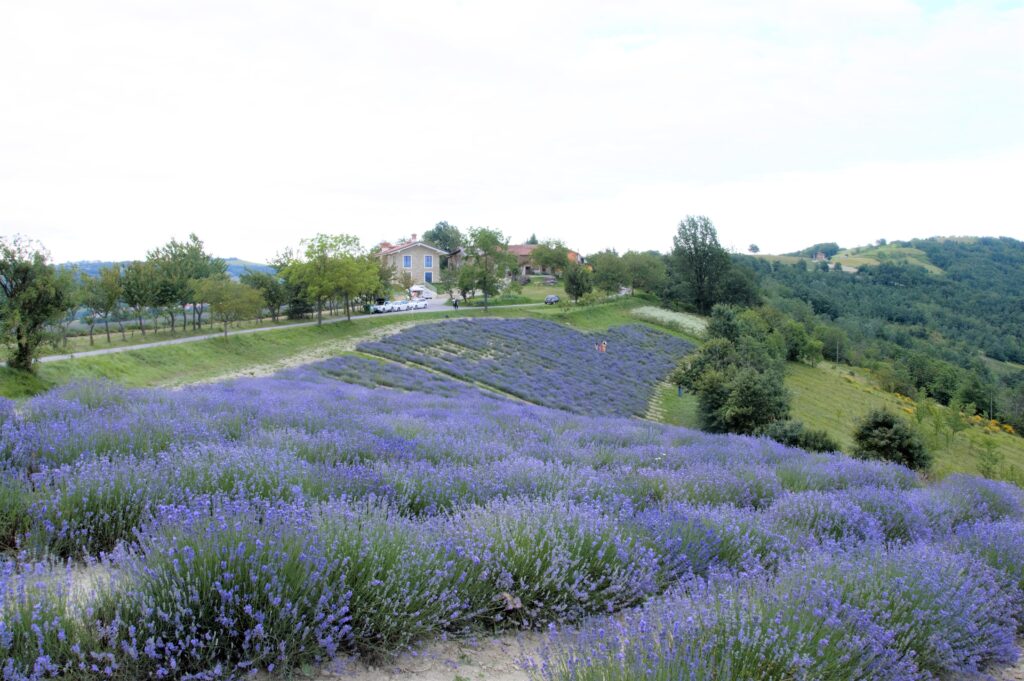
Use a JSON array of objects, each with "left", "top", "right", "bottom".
[{"left": 411, "top": 233, "right": 417, "bottom": 242}]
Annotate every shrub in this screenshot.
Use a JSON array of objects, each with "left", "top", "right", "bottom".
[
  {"left": 790, "top": 544, "right": 1019, "bottom": 676},
  {"left": 766, "top": 491, "right": 884, "bottom": 548},
  {"left": 450, "top": 500, "right": 660, "bottom": 627},
  {"left": 852, "top": 409, "right": 930, "bottom": 470},
  {"left": 94, "top": 498, "right": 352, "bottom": 678},
  {"left": 317, "top": 502, "right": 472, "bottom": 658},
  {"left": 697, "top": 367, "right": 789, "bottom": 435},
  {"left": 542, "top": 575, "right": 920, "bottom": 681},
  {"left": 0, "top": 561, "right": 99, "bottom": 680},
  {"left": 756, "top": 419, "right": 840, "bottom": 453}
]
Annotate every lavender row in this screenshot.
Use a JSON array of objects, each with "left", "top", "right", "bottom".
[
  {"left": 356, "top": 319, "right": 693, "bottom": 416},
  {"left": 5, "top": 490, "right": 1024, "bottom": 680}
]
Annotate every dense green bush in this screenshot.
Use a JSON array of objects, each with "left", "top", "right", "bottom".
[
  {"left": 852, "top": 409, "right": 930, "bottom": 470},
  {"left": 756, "top": 420, "right": 840, "bottom": 453}
]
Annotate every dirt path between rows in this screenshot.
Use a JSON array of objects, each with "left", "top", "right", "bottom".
[{"left": 316, "top": 634, "right": 542, "bottom": 681}]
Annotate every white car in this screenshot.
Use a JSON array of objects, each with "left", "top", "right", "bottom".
[
  {"left": 371, "top": 301, "right": 393, "bottom": 313},
  {"left": 391, "top": 300, "right": 411, "bottom": 312},
  {"left": 410, "top": 299, "right": 428, "bottom": 310}
]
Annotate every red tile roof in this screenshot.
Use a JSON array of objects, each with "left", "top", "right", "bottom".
[{"left": 507, "top": 244, "right": 537, "bottom": 257}]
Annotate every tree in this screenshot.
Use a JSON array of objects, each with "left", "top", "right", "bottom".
[
  {"left": 669, "top": 215, "right": 731, "bottom": 314},
  {"left": 749, "top": 244, "right": 760, "bottom": 254},
  {"left": 621, "top": 251, "right": 667, "bottom": 295},
  {"left": 148, "top": 234, "right": 225, "bottom": 331},
  {"left": 52, "top": 267, "right": 80, "bottom": 350},
  {"left": 239, "top": 270, "right": 288, "bottom": 322},
  {"left": 438, "top": 263, "right": 460, "bottom": 302},
  {"left": 526, "top": 233, "right": 539, "bottom": 245},
  {"left": 588, "top": 250, "right": 626, "bottom": 294},
  {"left": 422, "top": 222, "right": 463, "bottom": 267},
  {"left": 563, "top": 261, "right": 592, "bottom": 302},
  {"left": 121, "top": 261, "right": 157, "bottom": 335},
  {"left": 755, "top": 420, "right": 839, "bottom": 453},
  {"left": 196, "top": 279, "right": 264, "bottom": 336},
  {"left": 0, "top": 236, "right": 71, "bottom": 371},
  {"left": 697, "top": 366, "right": 789, "bottom": 435},
  {"left": 532, "top": 240, "right": 570, "bottom": 276},
  {"left": 336, "top": 255, "right": 379, "bottom": 321},
  {"left": 852, "top": 409, "right": 930, "bottom": 470},
  {"left": 464, "top": 227, "right": 515, "bottom": 310},
  {"left": 705, "top": 304, "right": 741, "bottom": 343},
  {"left": 280, "top": 234, "right": 373, "bottom": 324},
  {"left": 83, "top": 265, "right": 122, "bottom": 343},
  {"left": 396, "top": 271, "right": 415, "bottom": 298}
]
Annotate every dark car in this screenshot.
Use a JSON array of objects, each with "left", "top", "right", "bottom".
[{"left": 544, "top": 294, "right": 560, "bottom": 305}]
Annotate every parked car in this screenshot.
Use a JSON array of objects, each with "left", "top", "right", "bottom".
[
  {"left": 392, "top": 300, "right": 411, "bottom": 312},
  {"left": 371, "top": 301, "right": 393, "bottom": 314},
  {"left": 544, "top": 294, "right": 560, "bottom": 305},
  {"left": 410, "top": 299, "right": 428, "bottom": 310}
]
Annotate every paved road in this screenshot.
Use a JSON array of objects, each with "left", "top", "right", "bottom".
[{"left": 29, "top": 302, "right": 545, "bottom": 365}]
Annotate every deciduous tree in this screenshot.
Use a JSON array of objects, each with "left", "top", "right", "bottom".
[
  {"left": 669, "top": 215, "right": 731, "bottom": 314},
  {"left": 563, "top": 261, "right": 592, "bottom": 302},
  {"left": 122, "top": 261, "right": 157, "bottom": 335},
  {"left": 532, "top": 240, "right": 570, "bottom": 276},
  {"left": 588, "top": 250, "right": 626, "bottom": 294},
  {"left": 0, "top": 236, "right": 71, "bottom": 371},
  {"left": 464, "top": 227, "right": 515, "bottom": 310},
  {"left": 240, "top": 270, "right": 288, "bottom": 322},
  {"left": 196, "top": 279, "right": 264, "bottom": 336}
]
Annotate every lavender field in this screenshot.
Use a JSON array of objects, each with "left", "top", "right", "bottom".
[
  {"left": 357, "top": 318, "right": 693, "bottom": 416},
  {"left": 1, "top": 345, "right": 1024, "bottom": 679}
]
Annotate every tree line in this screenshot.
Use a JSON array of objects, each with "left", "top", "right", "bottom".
[{"left": 0, "top": 224, "right": 533, "bottom": 372}]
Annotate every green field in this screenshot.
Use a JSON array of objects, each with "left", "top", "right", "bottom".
[
  {"left": 832, "top": 245, "right": 943, "bottom": 274},
  {"left": 786, "top": 361, "right": 1024, "bottom": 482}
]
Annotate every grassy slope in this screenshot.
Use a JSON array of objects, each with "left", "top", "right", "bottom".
[
  {"left": 786, "top": 361, "right": 1024, "bottom": 481},
  {"left": 832, "top": 245, "right": 943, "bottom": 274}
]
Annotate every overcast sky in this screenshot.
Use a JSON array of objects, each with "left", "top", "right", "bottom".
[{"left": 2, "top": 1, "right": 1022, "bottom": 263}]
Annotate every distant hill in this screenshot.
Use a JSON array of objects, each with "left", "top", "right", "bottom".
[
  {"left": 57, "top": 258, "right": 275, "bottom": 280},
  {"left": 752, "top": 236, "right": 1024, "bottom": 364},
  {"left": 222, "top": 258, "right": 276, "bottom": 279}
]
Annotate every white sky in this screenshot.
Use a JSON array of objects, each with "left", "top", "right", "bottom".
[{"left": 1, "top": 0, "right": 1022, "bottom": 263}]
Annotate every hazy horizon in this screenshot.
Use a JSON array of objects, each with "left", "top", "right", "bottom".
[{"left": 2, "top": 1, "right": 1022, "bottom": 263}]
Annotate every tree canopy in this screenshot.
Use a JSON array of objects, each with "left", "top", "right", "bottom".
[{"left": 0, "top": 236, "right": 71, "bottom": 371}]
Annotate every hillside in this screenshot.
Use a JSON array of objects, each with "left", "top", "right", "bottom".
[{"left": 57, "top": 257, "right": 274, "bottom": 280}]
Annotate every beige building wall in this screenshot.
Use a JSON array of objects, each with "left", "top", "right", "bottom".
[{"left": 382, "top": 244, "right": 441, "bottom": 286}]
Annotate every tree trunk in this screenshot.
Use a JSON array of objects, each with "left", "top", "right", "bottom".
[
  {"left": 104, "top": 317, "right": 111, "bottom": 343},
  {"left": 137, "top": 311, "right": 146, "bottom": 336},
  {"left": 182, "top": 305, "right": 189, "bottom": 333},
  {"left": 118, "top": 319, "right": 126, "bottom": 341},
  {"left": 317, "top": 300, "right": 323, "bottom": 326},
  {"left": 11, "top": 327, "right": 33, "bottom": 372},
  {"left": 88, "top": 324, "right": 95, "bottom": 346},
  {"left": 345, "top": 293, "right": 351, "bottom": 321},
  {"left": 224, "top": 320, "right": 228, "bottom": 337}
]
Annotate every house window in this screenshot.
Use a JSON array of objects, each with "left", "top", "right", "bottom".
[
  {"left": 424, "top": 255, "right": 433, "bottom": 269},
  {"left": 402, "top": 255, "right": 411, "bottom": 268},
  {"left": 425, "top": 272, "right": 433, "bottom": 283}
]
